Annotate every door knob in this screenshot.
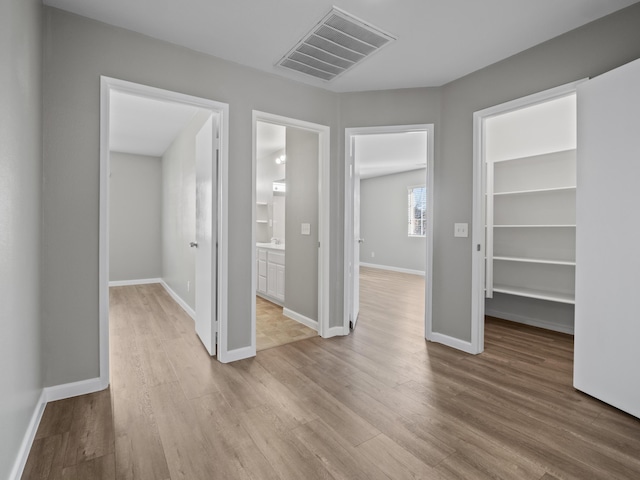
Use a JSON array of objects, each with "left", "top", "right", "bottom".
[
  {"left": 358, "top": 238, "right": 364, "bottom": 244},
  {"left": 190, "top": 241, "right": 198, "bottom": 248}
]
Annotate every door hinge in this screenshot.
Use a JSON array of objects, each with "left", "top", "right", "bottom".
[{"left": 477, "top": 244, "right": 481, "bottom": 251}]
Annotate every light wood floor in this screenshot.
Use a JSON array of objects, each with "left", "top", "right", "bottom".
[
  {"left": 23, "top": 268, "right": 640, "bottom": 479},
  {"left": 256, "top": 296, "right": 317, "bottom": 351}
]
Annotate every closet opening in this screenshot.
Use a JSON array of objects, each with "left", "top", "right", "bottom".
[{"left": 471, "top": 80, "right": 585, "bottom": 353}]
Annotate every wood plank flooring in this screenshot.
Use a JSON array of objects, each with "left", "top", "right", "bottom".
[
  {"left": 256, "top": 296, "right": 317, "bottom": 351},
  {"left": 23, "top": 267, "right": 640, "bottom": 479}
]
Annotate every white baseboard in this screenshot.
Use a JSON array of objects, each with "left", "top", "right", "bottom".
[
  {"left": 485, "top": 308, "right": 575, "bottom": 335},
  {"left": 10, "top": 376, "right": 108, "bottom": 480},
  {"left": 360, "top": 262, "right": 425, "bottom": 277},
  {"left": 44, "top": 376, "right": 107, "bottom": 403},
  {"left": 9, "top": 390, "right": 46, "bottom": 480},
  {"left": 428, "top": 332, "right": 478, "bottom": 354},
  {"left": 160, "top": 280, "right": 195, "bottom": 320},
  {"left": 219, "top": 345, "right": 255, "bottom": 363},
  {"left": 109, "top": 277, "right": 161, "bottom": 287},
  {"left": 283, "top": 308, "right": 318, "bottom": 332}
]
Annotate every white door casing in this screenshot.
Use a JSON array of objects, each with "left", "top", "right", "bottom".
[
  {"left": 194, "top": 114, "right": 218, "bottom": 356},
  {"left": 470, "top": 80, "right": 586, "bottom": 356},
  {"left": 252, "top": 110, "right": 332, "bottom": 348},
  {"left": 343, "top": 125, "right": 434, "bottom": 338},
  {"left": 100, "top": 77, "right": 231, "bottom": 385}
]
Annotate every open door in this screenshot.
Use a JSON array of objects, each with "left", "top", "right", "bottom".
[
  {"left": 194, "top": 114, "right": 218, "bottom": 356},
  {"left": 574, "top": 58, "right": 640, "bottom": 418},
  {"left": 351, "top": 150, "right": 361, "bottom": 330},
  {"left": 346, "top": 135, "right": 362, "bottom": 330}
]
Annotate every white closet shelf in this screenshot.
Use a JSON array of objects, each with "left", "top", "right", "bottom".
[
  {"left": 493, "top": 186, "right": 576, "bottom": 196},
  {"left": 256, "top": 220, "right": 268, "bottom": 224},
  {"left": 492, "top": 148, "right": 576, "bottom": 164},
  {"left": 492, "top": 224, "right": 576, "bottom": 228},
  {"left": 493, "top": 256, "right": 576, "bottom": 266},
  {"left": 492, "top": 285, "right": 575, "bottom": 304}
]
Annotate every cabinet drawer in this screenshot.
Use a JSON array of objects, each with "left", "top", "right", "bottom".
[
  {"left": 268, "top": 251, "right": 285, "bottom": 265},
  {"left": 258, "top": 249, "right": 267, "bottom": 261}
]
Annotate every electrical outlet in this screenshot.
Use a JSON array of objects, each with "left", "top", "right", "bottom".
[
  {"left": 187, "top": 280, "right": 191, "bottom": 292},
  {"left": 371, "top": 251, "right": 375, "bottom": 258}
]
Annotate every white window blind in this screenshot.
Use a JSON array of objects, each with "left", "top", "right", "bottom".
[{"left": 408, "top": 185, "right": 426, "bottom": 237}]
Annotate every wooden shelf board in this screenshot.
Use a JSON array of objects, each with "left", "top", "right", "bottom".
[
  {"left": 492, "top": 285, "right": 575, "bottom": 304},
  {"left": 492, "top": 256, "right": 575, "bottom": 266},
  {"left": 493, "top": 186, "right": 576, "bottom": 196}
]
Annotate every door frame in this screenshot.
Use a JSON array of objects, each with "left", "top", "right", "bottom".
[
  {"left": 251, "top": 111, "right": 332, "bottom": 345},
  {"left": 99, "top": 76, "right": 231, "bottom": 387},
  {"left": 470, "top": 79, "right": 586, "bottom": 355},
  {"left": 343, "top": 124, "right": 434, "bottom": 338}
]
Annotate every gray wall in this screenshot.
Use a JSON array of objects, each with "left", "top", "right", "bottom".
[
  {"left": 432, "top": 3, "right": 640, "bottom": 341},
  {"left": 360, "top": 169, "right": 426, "bottom": 272},
  {"left": 42, "top": 7, "right": 339, "bottom": 385},
  {"left": 0, "top": 0, "right": 43, "bottom": 476},
  {"left": 38, "top": 3, "right": 640, "bottom": 388},
  {"left": 162, "top": 111, "right": 210, "bottom": 309},
  {"left": 284, "top": 127, "right": 319, "bottom": 320},
  {"left": 109, "top": 152, "right": 162, "bottom": 282}
]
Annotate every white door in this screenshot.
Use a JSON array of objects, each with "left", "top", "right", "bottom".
[
  {"left": 194, "top": 114, "right": 218, "bottom": 356},
  {"left": 352, "top": 145, "right": 361, "bottom": 329},
  {"left": 574, "top": 58, "right": 640, "bottom": 419}
]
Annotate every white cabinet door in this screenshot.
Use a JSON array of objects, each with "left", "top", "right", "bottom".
[
  {"left": 267, "top": 263, "right": 277, "bottom": 298},
  {"left": 574, "top": 58, "right": 640, "bottom": 419},
  {"left": 276, "top": 265, "right": 285, "bottom": 301}
]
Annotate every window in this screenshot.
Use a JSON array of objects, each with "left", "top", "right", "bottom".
[{"left": 408, "top": 186, "right": 426, "bottom": 237}]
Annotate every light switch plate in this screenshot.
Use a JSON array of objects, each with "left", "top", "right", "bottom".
[
  {"left": 454, "top": 223, "right": 468, "bottom": 238},
  {"left": 301, "top": 223, "right": 311, "bottom": 235}
]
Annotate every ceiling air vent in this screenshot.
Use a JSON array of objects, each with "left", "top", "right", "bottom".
[{"left": 277, "top": 7, "right": 396, "bottom": 82}]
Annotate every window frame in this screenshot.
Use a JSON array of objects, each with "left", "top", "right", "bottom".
[{"left": 408, "top": 184, "right": 427, "bottom": 237}]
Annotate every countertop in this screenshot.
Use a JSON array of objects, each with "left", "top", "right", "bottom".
[{"left": 256, "top": 242, "right": 285, "bottom": 251}]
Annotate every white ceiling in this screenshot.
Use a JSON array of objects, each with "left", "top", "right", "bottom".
[
  {"left": 355, "top": 132, "right": 427, "bottom": 179},
  {"left": 109, "top": 90, "right": 206, "bottom": 156},
  {"left": 44, "top": 0, "right": 637, "bottom": 92}
]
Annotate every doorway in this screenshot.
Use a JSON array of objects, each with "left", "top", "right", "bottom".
[
  {"left": 251, "top": 111, "right": 331, "bottom": 354},
  {"left": 470, "top": 80, "right": 584, "bottom": 354},
  {"left": 99, "top": 77, "right": 231, "bottom": 386},
  {"left": 343, "top": 124, "right": 434, "bottom": 337}
]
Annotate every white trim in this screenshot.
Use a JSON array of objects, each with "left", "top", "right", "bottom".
[
  {"left": 485, "top": 308, "right": 575, "bottom": 335},
  {"left": 9, "top": 390, "right": 46, "bottom": 480},
  {"left": 108, "top": 278, "right": 161, "bottom": 287},
  {"left": 360, "top": 262, "right": 425, "bottom": 276},
  {"left": 160, "top": 280, "right": 196, "bottom": 320},
  {"left": 220, "top": 346, "right": 255, "bottom": 363},
  {"left": 283, "top": 308, "right": 319, "bottom": 331},
  {"left": 252, "top": 111, "right": 331, "bottom": 344},
  {"left": 101, "top": 77, "right": 230, "bottom": 367},
  {"left": 428, "top": 332, "right": 476, "bottom": 355},
  {"left": 470, "top": 79, "right": 587, "bottom": 355},
  {"left": 325, "top": 325, "right": 350, "bottom": 338},
  {"left": 344, "top": 124, "right": 434, "bottom": 342},
  {"left": 44, "top": 377, "right": 106, "bottom": 403}
]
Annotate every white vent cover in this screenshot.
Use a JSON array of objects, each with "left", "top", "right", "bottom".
[{"left": 277, "top": 7, "right": 396, "bottom": 82}]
